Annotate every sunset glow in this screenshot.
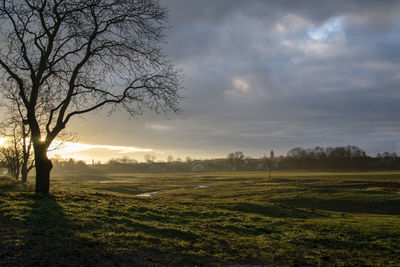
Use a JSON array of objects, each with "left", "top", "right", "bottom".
[
  {"left": 47, "top": 141, "right": 153, "bottom": 162},
  {"left": 49, "top": 141, "right": 152, "bottom": 154},
  {"left": 0, "top": 137, "right": 153, "bottom": 163}
]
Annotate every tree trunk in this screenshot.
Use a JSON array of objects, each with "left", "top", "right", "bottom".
[
  {"left": 34, "top": 144, "right": 52, "bottom": 194},
  {"left": 21, "top": 152, "right": 32, "bottom": 183},
  {"left": 21, "top": 162, "right": 28, "bottom": 183},
  {"left": 15, "top": 167, "right": 20, "bottom": 180}
]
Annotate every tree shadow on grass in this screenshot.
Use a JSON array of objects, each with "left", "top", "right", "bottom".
[
  {"left": 0, "top": 177, "right": 29, "bottom": 193},
  {"left": 21, "top": 194, "right": 198, "bottom": 266},
  {"left": 0, "top": 189, "right": 217, "bottom": 266},
  {"left": 0, "top": 192, "right": 118, "bottom": 266},
  {"left": 1, "top": 193, "right": 99, "bottom": 266}
]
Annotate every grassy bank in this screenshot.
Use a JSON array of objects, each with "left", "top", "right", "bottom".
[{"left": 1, "top": 171, "right": 400, "bottom": 266}]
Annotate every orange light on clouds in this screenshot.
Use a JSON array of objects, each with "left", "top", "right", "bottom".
[
  {"left": 0, "top": 137, "right": 153, "bottom": 162},
  {"left": 49, "top": 141, "right": 152, "bottom": 154},
  {"left": 47, "top": 141, "right": 153, "bottom": 162}
]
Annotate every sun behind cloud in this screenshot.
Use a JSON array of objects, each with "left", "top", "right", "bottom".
[{"left": 0, "top": 137, "right": 155, "bottom": 163}]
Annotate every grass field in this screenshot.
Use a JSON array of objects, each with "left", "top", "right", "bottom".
[{"left": 1, "top": 171, "right": 400, "bottom": 266}]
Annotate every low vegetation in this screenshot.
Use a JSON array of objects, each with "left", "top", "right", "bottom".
[
  {"left": 45, "top": 145, "right": 400, "bottom": 177},
  {"left": 1, "top": 171, "right": 400, "bottom": 266}
]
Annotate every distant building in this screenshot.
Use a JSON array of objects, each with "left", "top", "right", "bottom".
[{"left": 270, "top": 150, "right": 274, "bottom": 159}]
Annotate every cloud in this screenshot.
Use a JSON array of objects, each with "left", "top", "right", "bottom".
[
  {"left": 47, "top": 141, "right": 153, "bottom": 162},
  {"left": 275, "top": 14, "right": 309, "bottom": 33},
  {"left": 3, "top": 1, "right": 398, "bottom": 161},
  {"left": 226, "top": 78, "right": 251, "bottom": 97},
  {"left": 307, "top": 17, "right": 344, "bottom": 41},
  {"left": 159, "top": 0, "right": 400, "bottom": 156},
  {"left": 145, "top": 123, "right": 173, "bottom": 131}
]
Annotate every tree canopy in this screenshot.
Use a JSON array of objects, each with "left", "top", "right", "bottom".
[{"left": 0, "top": 0, "right": 181, "bottom": 193}]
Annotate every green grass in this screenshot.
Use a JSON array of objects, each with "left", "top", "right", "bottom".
[{"left": 1, "top": 171, "right": 400, "bottom": 266}]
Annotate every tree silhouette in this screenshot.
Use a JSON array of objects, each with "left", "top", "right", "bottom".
[
  {"left": 0, "top": 133, "right": 22, "bottom": 179},
  {"left": 0, "top": 0, "right": 181, "bottom": 193},
  {"left": 227, "top": 151, "right": 245, "bottom": 170},
  {"left": 1, "top": 93, "right": 34, "bottom": 182}
]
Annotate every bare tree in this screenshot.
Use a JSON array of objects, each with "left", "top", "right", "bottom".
[
  {"left": 0, "top": 0, "right": 181, "bottom": 193},
  {"left": 1, "top": 94, "right": 34, "bottom": 182},
  {"left": 227, "top": 151, "right": 245, "bottom": 171},
  {"left": 1, "top": 90, "right": 75, "bottom": 183},
  {"left": 144, "top": 154, "right": 156, "bottom": 164},
  {"left": 167, "top": 155, "right": 174, "bottom": 163},
  {"left": 0, "top": 146, "right": 19, "bottom": 179},
  {"left": 0, "top": 121, "right": 25, "bottom": 179}
]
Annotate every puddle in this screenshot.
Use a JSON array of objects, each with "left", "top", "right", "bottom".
[
  {"left": 136, "top": 191, "right": 163, "bottom": 197},
  {"left": 136, "top": 185, "right": 209, "bottom": 197},
  {"left": 194, "top": 185, "right": 209, "bottom": 189}
]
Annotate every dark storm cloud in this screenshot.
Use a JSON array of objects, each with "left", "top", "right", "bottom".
[
  {"left": 68, "top": 0, "right": 400, "bottom": 159},
  {"left": 155, "top": 0, "right": 400, "bottom": 156},
  {"left": 165, "top": 0, "right": 400, "bottom": 27}
]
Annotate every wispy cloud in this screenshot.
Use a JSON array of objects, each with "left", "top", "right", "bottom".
[
  {"left": 145, "top": 123, "right": 172, "bottom": 131},
  {"left": 50, "top": 141, "right": 152, "bottom": 154},
  {"left": 0, "top": 138, "right": 154, "bottom": 163},
  {"left": 0, "top": 138, "right": 151, "bottom": 155},
  {"left": 47, "top": 141, "right": 153, "bottom": 162}
]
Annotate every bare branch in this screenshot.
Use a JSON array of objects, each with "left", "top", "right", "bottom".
[{"left": 0, "top": 0, "right": 182, "bottom": 193}]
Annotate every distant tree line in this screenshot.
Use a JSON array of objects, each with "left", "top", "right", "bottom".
[
  {"left": 2, "top": 145, "right": 400, "bottom": 177},
  {"left": 283, "top": 146, "right": 369, "bottom": 169},
  {"left": 269, "top": 146, "right": 399, "bottom": 170},
  {"left": 52, "top": 158, "right": 89, "bottom": 173}
]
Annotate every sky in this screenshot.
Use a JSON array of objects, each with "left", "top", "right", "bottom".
[{"left": 2, "top": 1, "right": 400, "bottom": 162}]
